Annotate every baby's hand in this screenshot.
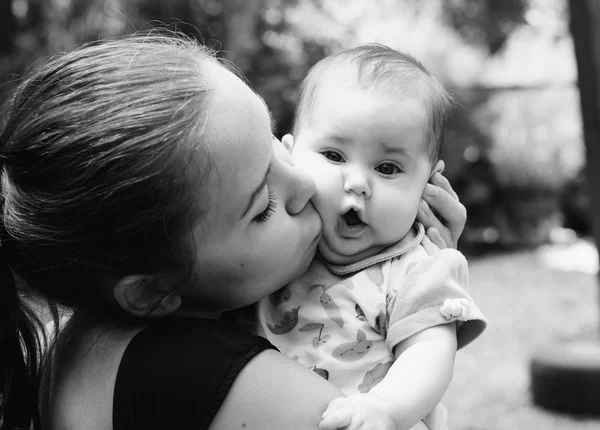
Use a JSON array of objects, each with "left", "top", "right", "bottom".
[{"left": 319, "top": 394, "right": 396, "bottom": 430}]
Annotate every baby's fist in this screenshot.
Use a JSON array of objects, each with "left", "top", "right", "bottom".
[{"left": 319, "top": 394, "right": 395, "bottom": 430}]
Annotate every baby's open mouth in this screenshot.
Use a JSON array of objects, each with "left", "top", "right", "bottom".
[
  {"left": 343, "top": 209, "right": 364, "bottom": 227},
  {"left": 337, "top": 209, "right": 367, "bottom": 238}
]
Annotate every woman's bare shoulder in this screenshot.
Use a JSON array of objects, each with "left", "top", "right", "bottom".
[
  {"left": 48, "top": 322, "right": 143, "bottom": 430},
  {"left": 209, "top": 349, "right": 345, "bottom": 430}
]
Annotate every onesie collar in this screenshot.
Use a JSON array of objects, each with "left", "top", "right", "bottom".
[{"left": 323, "top": 222, "right": 425, "bottom": 276}]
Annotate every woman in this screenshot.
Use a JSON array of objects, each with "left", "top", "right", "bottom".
[{"left": 0, "top": 34, "right": 466, "bottom": 430}]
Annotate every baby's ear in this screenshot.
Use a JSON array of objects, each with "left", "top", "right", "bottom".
[
  {"left": 113, "top": 275, "right": 181, "bottom": 318},
  {"left": 281, "top": 134, "right": 295, "bottom": 154},
  {"left": 431, "top": 160, "right": 445, "bottom": 178}
]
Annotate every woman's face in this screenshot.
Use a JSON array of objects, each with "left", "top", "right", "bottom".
[{"left": 184, "top": 63, "right": 322, "bottom": 312}]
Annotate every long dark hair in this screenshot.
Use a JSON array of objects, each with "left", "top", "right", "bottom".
[{"left": 0, "top": 34, "right": 219, "bottom": 429}]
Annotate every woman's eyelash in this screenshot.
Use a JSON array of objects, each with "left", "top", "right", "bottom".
[{"left": 254, "top": 191, "right": 277, "bottom": 223}]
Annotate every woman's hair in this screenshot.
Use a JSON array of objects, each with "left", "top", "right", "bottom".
[{"left": 0, "top": 33, "right": 221, "bottom": 429}]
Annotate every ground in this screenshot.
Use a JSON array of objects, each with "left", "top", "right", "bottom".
[{"left": 444, "top": 240, "right": 600, "bottom": 429}]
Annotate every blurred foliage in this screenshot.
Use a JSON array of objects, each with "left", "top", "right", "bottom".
[
  {"left": 443, "top": 0, "right": 527, "bottom": 54},
  {"left": 0, "top": 0, "right": 587, "bottom": 252}
]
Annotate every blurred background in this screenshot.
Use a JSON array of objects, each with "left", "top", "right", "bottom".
[{"left": 1, "top": 0, "right": 599, "bottom": 429}]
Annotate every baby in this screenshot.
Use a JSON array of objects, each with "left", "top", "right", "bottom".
[{"left": 257, "top": 44, "right": 487, "bottom": 430}]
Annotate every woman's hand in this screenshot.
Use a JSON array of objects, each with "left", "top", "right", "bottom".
[{"left": 417, "top": 165, "right": 466, "bottom": 249}]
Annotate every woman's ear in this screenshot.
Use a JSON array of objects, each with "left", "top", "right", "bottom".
[
  {"left": 113, "top": 275, "right": 181, "bottom": 318},
  {"left": 281, "top": 134, "right": 295, "bottom": 153}
]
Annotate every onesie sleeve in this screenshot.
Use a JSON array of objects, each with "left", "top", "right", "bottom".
[{"left": 385, "top": 247, "right": 487, "bottom": 352}]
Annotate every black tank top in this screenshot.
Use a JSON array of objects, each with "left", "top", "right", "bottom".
[{"left": 113, "top": 318, "right": 275, "bottom": 429}]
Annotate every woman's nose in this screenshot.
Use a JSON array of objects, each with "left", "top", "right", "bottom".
[
  {"left": 343, "top": 167, "right": 371, "bottom": 198},
  {"left": 285, "top": 166, "right": 317, "bottom": 215}
]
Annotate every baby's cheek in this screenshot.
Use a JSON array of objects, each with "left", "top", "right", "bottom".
[
  {"left": 311, "top": 190, "right": 333, "bottom": 219},
  {"left": 308, "top": 165, "right": 337, "bottom": 196},
  {"left": 374, "top": 198, "right": 416, "bottom": 239}
]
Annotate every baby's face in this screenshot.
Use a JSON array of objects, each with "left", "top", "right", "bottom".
[{"left": 291, "top": 84, "right": 433, "bottom": 265}]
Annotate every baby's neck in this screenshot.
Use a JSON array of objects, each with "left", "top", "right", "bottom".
[
  {"left": 318, "top": 222, "right": 422, "bottom": 268},
  {"left": 318, "top": 236, "right": 406, "bottom": 267}
]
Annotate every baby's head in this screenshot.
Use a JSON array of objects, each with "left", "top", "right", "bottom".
[{"left": 287, "top": 44, "right": 453, "bottom": 265}]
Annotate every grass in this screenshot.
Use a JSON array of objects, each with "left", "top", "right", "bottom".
[{"left": 443, "top": 242, "right": 600, "bottom": 430}]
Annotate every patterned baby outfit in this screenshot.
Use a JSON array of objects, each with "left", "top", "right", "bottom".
[{"left": 256, "top": 222, "right": 487, "bottom": 430}]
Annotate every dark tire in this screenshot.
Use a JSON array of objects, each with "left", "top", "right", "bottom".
[{"left": 530, "top": 339, "right": 600, "bottom": 416}]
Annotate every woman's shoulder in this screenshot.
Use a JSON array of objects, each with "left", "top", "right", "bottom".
[
  {"left": 113, "top": 318, "right": 278, "bottom": 430},
  {"left": 47, "top": 318, "right": 143, "bottom": 430},
  {"left": 208, "top": 348, "right": 346, "bottom": 430},
  {"left": 50, "top": 317, "right": 344, "bottom": 430},
  {"left": 116, "top": 318, "right": 346, "bottom": 430},
  {"left": 49, "top": 316, "right": 273, "bottom": 430}
]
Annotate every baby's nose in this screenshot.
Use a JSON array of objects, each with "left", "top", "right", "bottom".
[{"left": 343, "top": 167, "right": 371, "bottom": 198}]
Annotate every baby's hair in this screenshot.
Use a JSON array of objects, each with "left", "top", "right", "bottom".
[
  {"left": 294, "top": 44, "right": 453, "bottom": 163},
  {"left": 0, "top": 33, "right": 225, "bottom": 429}
]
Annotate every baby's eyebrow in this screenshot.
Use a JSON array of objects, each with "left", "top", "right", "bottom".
[
  {"left": 380, "top": 140, "right": 411, "bottom": 156},
  {"left": 324, "top": 134, "right": 350, "bottom": 145},
  {"left": 382, "top": 145, "right": 409, "bottom": 156}
]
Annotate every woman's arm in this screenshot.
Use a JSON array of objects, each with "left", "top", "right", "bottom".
[{"left": 209, "top": 349, "right": 345, "bottom": 430}]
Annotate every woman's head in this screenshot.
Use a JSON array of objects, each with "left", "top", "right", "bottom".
[
  {"left": 0, "top": 33, "right": 320, "bottom": 318},
  {"left": 0, "top": 32, "right": 321, "bottom": 428}
]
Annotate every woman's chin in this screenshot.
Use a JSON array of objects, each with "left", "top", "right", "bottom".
[{"left": 291, "top": 241, "right": 319, "bottom": 282}]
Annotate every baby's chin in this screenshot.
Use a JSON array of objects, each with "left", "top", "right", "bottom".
[{"left": 317, "top": 239, "right": 386, "bottom": 266}]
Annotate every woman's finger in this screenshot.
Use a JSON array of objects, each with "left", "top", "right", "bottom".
[
  {"left": 430, "top": 170, "right": 459, "bottom": 201},
  {"left": 422, "top": 186, "right": 466, "bottom": 242},
  {"left": 423, "top": 183, "right": 465, "bottom": 225},
  {"left": 425, "top": 227, "right": 448, "bottom": 250},
  {"left": 417, "top": 199, "right": 454, "bottom": 248},
  {"left": 421, "top": 232, "right": 443, "bottom": 254}
]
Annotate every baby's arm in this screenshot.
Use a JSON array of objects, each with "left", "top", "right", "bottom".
[{"left": 320, "top": 323, "right": 457, "bottom": 430}]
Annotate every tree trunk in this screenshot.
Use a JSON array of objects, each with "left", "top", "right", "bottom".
[
  {"left": 0, "top": 0, "right": 15, "bottom": 54},
  {"left": 569, "top": 0, "right": 600, "bottom": 319}
]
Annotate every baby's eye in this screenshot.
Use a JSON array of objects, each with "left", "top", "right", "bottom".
[
  {"left": 321, "top": 150, "right": 344, "bottom": 163},
  {"left": 376, "top": 162, "right": 401, "bottom": 176}
]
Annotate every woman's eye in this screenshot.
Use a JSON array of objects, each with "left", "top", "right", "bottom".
[
  {"left": 322, "top": 150, "right": 344, "bottom": 163},
  {"left": 254, "top": 191, "right": 277, "bottom": 223},
  {"left": 376, "top": 163, "right": 401, "bottom": 176}
]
